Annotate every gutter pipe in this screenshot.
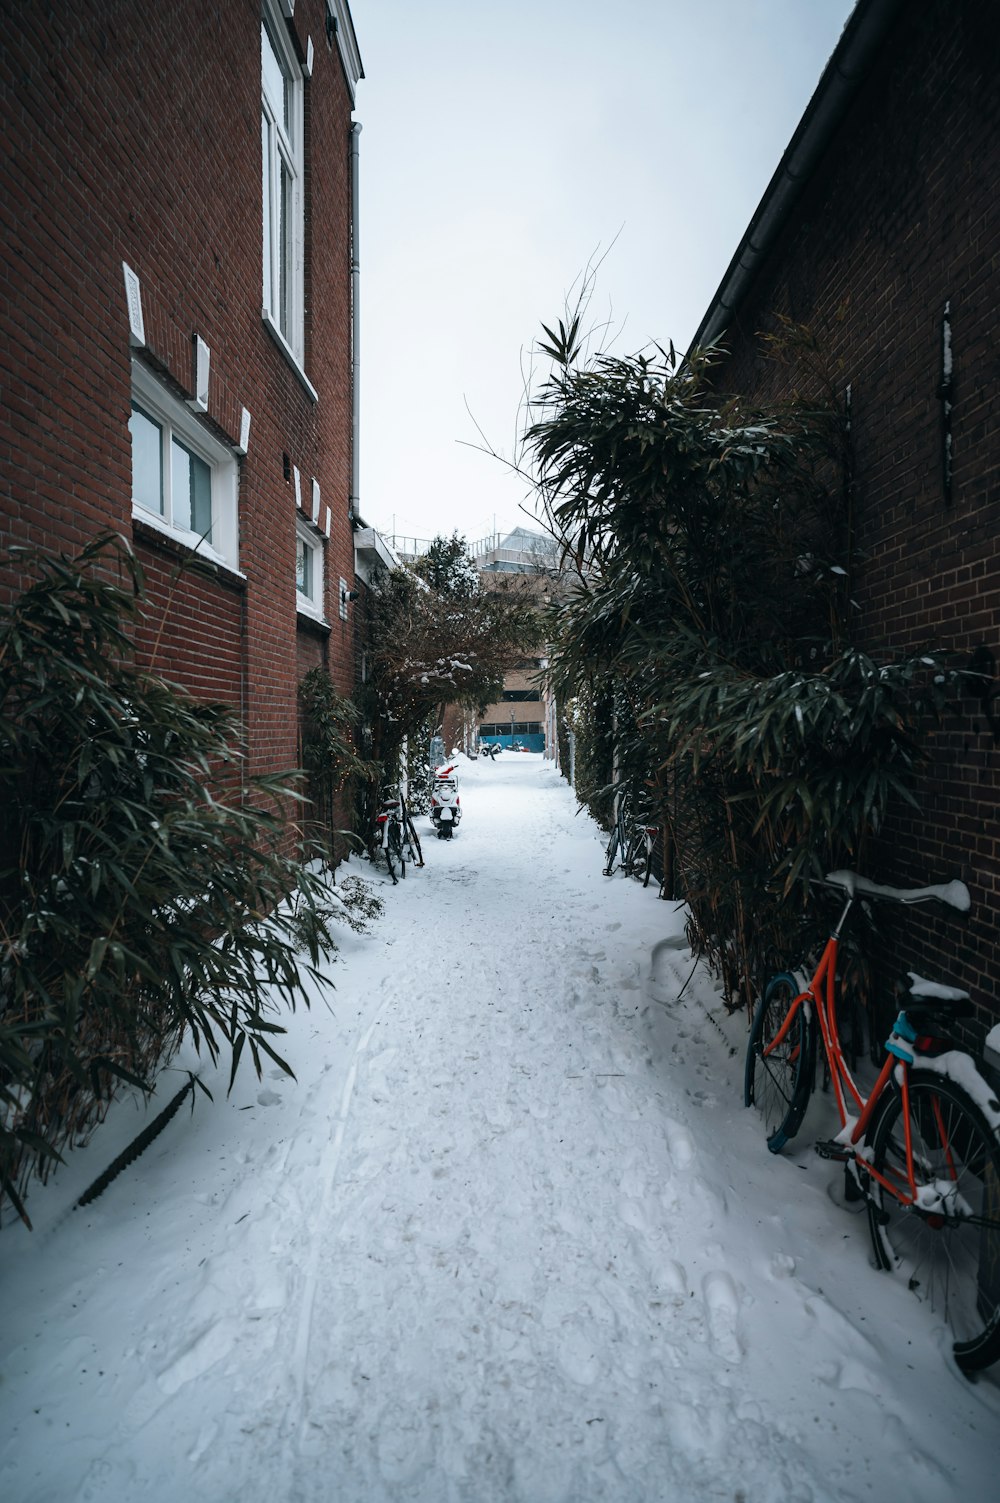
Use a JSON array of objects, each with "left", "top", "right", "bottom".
[{"left": 349, "top": 121, "right": 362, "bottom": 520}]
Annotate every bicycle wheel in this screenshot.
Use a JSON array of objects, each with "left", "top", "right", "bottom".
[
  {"left": 744, "top": 972, "right": 814, "bottom": 1153},
  {"left": 388, "top": 822, "right": 405, "bottom": 879},
  {"left": 602, "top": 825, "right": 620, "bottom": 876},
  {"left": 616, "top": 804, "right": 631, "bottom": 876},
  {"left": 382, "top": 822, "right": 398, "bottom": 882},
  {"left": 641, "top": 832, "right": 654, "bottom": 889},
  {"left": 865, "top": 1070, "right": 1000, "bottom": 1371},
  {"left": 623, "top": 828, "right": 646, "bottom": 881},
  {"left": 403, "top": 809, "right": 423, "bottom": 867}
]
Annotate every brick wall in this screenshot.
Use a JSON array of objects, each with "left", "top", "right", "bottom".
[
  {"left": 704, "top": 0, "right": 1000, "bottom": 1038},
  {"left": 1, "top": 0, "right": 360, "bottom": 828}
]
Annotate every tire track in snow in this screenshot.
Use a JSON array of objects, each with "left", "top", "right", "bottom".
[{"left": 284, "top": 994, "right": 394, "bottom": 1466}]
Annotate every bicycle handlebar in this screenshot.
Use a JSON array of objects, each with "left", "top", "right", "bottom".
[{"left": 823, "top": 869, "right": 971, "bottom": 912}]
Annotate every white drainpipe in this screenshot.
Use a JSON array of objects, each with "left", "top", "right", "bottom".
[{"left": 349, "top": 122, "right": 362, "bottom": 520}]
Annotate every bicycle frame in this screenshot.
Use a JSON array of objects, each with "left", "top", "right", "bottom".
[{"left": 764, "top": 892, "right": 949, "bottom": 1210}]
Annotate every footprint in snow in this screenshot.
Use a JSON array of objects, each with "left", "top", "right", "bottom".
[
  {"left": 618, "top": 1164, "right": 646, "bottom": 1199},
  {"left": 702, "top": 1271, "right": 743, "bottom": 1364},
  {"left": 375, "top": 1402, "right": 435, "bottom": 1485},
  {"left": 557, "top": 1324, "right": 601, "bottom": 1385},
  {"left": 648, "top": 934, "right": 692, "bottom": 1005},
  {"left": 665, "top": 1121, "right": 695, "bottom": 1169},
  {"left": 619, "top": 1196, "right": 648, "bottom": 1232},
  {"left": 653, "top": 1259, "right": 688, "bottom": 1299},
  {"left": 256, "top": 1088, "right": 283, "bottom": 1106},
  {"left": 570, "top": 963, "right": 602, "bottom": 983}
]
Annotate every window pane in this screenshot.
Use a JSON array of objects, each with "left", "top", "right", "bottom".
[
  {"left": 261, "top": 22, "right": 286, "bottom": 124},
  {"left": 261, "top": 10, "right": 301, "bottom": 356},
  {"left": 279, "top": 160, "right": 291, "bottom": 334},
  {"left": 296, "top": 535, "right": 312, "bottom": 597},
  {"left": 262, "top": 113, "right": 273, "bottom": 312},
  {"left": 171, "top": 438, "right": 213, "bottom": 541},
  {"left": 129, "top": 403, "right": 163, "bottom": 515}
]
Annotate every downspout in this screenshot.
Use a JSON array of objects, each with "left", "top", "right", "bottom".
[{"left": 349, "top": 122, "right": 362, "bottom": 520}]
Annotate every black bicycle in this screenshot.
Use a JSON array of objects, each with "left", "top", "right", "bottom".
[
  {"left": 374, "top": 785, "right": 423, "bottom": 883},
  {"left": 603, "top": 791, "right": 657, "bottom": 887}
]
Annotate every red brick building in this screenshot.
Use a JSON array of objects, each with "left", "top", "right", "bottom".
[
  {"left": 693, "top": 0, "right": 1000, "bottom": 1041},
  {"left": 1, "top": 0, "right": 363, "bottom": 800}
]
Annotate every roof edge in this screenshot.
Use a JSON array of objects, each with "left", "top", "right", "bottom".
[{"left": 689, "top": 0, "right": 908, "bottom": 353}]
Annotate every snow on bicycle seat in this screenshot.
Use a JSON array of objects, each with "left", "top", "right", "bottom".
[
  {"left": 906, "top": 971, "right": 973, "bottom": 1016},
  {"left": 907, "top": 971, "right": 970, "bottom": 1002},
  {"left": 824, "top": 869, "right": 971, "bottom": 910}
]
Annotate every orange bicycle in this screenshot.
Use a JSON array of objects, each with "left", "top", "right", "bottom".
[{"left": 744, "top": 869, "right": 1000, "bottom": 1372}]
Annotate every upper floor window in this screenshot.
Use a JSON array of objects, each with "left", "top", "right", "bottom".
[
  {"left": 261, "top": 6, "right": 304, "bottom": 361},
  {"left": 295, "top": 518, "right": 325, "bottom": 621},
  {"left": 129, "top": 362, "right": 239, "bottom": 571}
]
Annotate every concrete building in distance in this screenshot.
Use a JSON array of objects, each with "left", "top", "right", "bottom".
[{"left": 471, "top": 527, "right": 561, "bottom": 754}]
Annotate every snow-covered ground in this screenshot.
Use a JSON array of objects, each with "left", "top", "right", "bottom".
[{"left": 1, "top": 754, "right": 998, "bottom": 1503}]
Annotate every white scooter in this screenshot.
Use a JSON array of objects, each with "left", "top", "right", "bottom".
[{"left": 430, "top": 764, "right": 462, "bottom": 840}]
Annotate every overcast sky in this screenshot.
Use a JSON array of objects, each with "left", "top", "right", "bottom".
[{"left": 353, "top": 0, "right": 856, "bottom": 550}]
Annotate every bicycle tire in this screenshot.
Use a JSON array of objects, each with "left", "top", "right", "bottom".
[
  {"left": 403, "top": 809, "right": 423, "bottom": 867},
  {"left": 641, "top": 834, "right": 654, "bottom": 889},
  {"left": 865, "top": 1069, "right": 1000, "bottom": 1371},
  {"left": 388, "top": 822, "right": 405, "bottom": 879},
  {"left": 616, "top": 805, "right": 630, "bottom": 875},
  {"left": 382, "top": 822, "right": 398, "bottom": 882},
  {"left": 623, "top": 828, "right": 646, "bottom": 880},
  {"left": 744, "top": 972, "right": 814, "bottom": 1153},
  {"left": 602, "top": 825, "right": 620, "bottom": 877}
]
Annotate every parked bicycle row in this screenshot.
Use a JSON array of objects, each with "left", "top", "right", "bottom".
[
  {"left": 739, "top": 869, "right": 1000, "bottom": 1375},
  {"left": 602, "top": 783, "right": 666, "bottom": 896},
  {"left": 369, "top": 762, "right": 467, "bottom": 882},
  {"left": 597, "top": 782, "right": 1000, "bottom": 1375}
]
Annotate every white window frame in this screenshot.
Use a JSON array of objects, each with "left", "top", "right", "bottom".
[
  {"left": 295, "top": 517, "right": 325, "bottom": 621},
  {"left": 261, "top": 2, "right": 305, "bottom": 363},
  {"left": 129, "top": 361, "right": 239, "bottom": 571}
]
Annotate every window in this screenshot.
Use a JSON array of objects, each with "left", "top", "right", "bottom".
[
  {"left": 501, "top": 688, "right": 540, "bottom": 702},
  {"left": 129, "top": 362, "right": 239, "bottom": 569},
  {"left": 261, "top": 5, "right": 304, "bottom": 360},
  {"left": 479, "top": 722, "right": 542, "bottom": 738},
  {"left": 296, "top": 518, "right": 325, "bottom": 620}
]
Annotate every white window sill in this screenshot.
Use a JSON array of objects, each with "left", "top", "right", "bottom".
[
  {"left": 296, "top": 592, "right": 328, "bottom": 625},
  {"left": 132, "top": 504, "right": 243, "bottom": 579},
  {"left": 262, "top": 310, "right": 318, "bottom": 402}
]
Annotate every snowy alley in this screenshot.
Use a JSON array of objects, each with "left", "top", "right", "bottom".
[{"left": 1, "top": 753, "right": 998, "bottom": 1503}]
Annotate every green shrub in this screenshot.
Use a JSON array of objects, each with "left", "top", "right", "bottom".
[
  {"left": 298, "top": 666, "right": 379, "bottom": 860},
  {"left": 529, "top": 334, "right": 960, "bottom": 1015},
  {"left": 0, "top": 535, "right": 343, "bottom": 1226}
]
